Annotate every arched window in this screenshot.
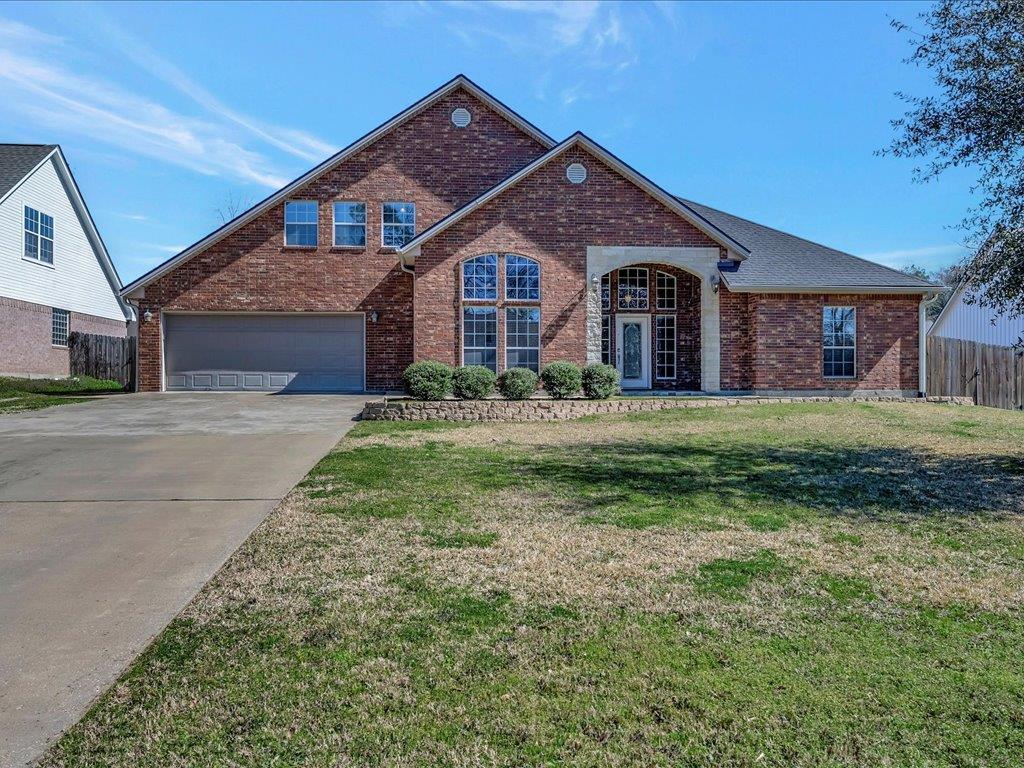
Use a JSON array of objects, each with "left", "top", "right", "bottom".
[
  {"left": 462, "top": 254, "right": 497, "bottom": 300},
  {"left": 505, "top": 255, "right": 540, "bottom": 301}
]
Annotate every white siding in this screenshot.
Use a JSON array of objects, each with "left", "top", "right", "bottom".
[
  {"left": 0, "top": 156, "right": 125, "bottom": 321},
  {"left": 931, "top": 286, "right": 1024, "bottom": 346}
]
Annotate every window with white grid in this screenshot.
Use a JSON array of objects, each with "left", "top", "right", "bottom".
[
  {"left": 382, "top": 202, "right": 415, "bottom": 247},
  {"left": 505, "top": 307, "right": 540, "bottom": 372},
  {"left": 600, "top": 273, "right": 610, "bottom": 311},
  {"left": 51, "top": 307, "right": 69, "bottom": 347},
  {"left": 601, "top": 315, "right": 611, "bottom": 365},
  {"left": 505, "top": 255, "right": 540, "bottom": 301},
  {"left": 656, "top": 315, "right": 676, "bottom": 381},
  {"left": 823, "top": 306, "right": 856, "bottom": 378},
  {"left": 617, "top": 268, "right": 648, "bottom": 310},
  {"left": 24, "top": 206, "right": 54, "bottom": 264},
  {"left": 656, "top": 271, "right": 676, "bottom": 310},
  {"left": 463, "top": 306, "right": 497, "bottom": 372},
  {"left": 462, "top": 254, "right": 498, "bottom": 300}
]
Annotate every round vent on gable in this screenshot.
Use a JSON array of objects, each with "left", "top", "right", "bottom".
[
  {"left": 566, "top": 162, "right": 587, "bottom": 184},
  {"left": 451, "top": 108, "right": 471, "bottom": 128}
]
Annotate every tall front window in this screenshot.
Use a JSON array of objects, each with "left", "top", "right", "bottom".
[
  {"left": 505, "top": 255, "right": 540, "bottom": 301},
  {"left": 462, "top": 254, "right": 498, "bottom": 300},
  {"left": 382, "top": 202, "right": 415, "bottom": 247},
  {"left": 823, "top": 306, "right": 856, "bottom": 378},
  {"left": 25, "top": 206, "right": 54, "bottom": 264},
  {"left": 656, "top": 315, "right": 676, "bottom": 380},
  {"left": 284, "top": 201, "right": 318, "bottom": 246},
  {"left": 51, "top": 307, "right": 69, "bottom": 347},
  {"left": 656, "top": 271, "right": 676, "bottom": 310},
  {"left": 601, "top": 315, "right": 611, "bottom": 364},
  {"left": 617, "top": 268, "right": 648, "bottom": 310},
  {"left": 600, "top": 274, "right": 610, "bottom": 311},
  {"left": 333, "top": 202, "right": 366, "bottom": 246},
  {"left": 505, "top": 307, "right": 540, "bottom": 372},
  {"left": 463, "top": 306, "right": 497, "bottom": 371}
]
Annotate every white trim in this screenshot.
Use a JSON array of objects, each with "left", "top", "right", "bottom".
[
  {"left": 616, "top": 313, "right": 651, "bottom": 389},
  {"left": 397, "top": 133, "right": 750, "bottom": 260},
  {"left": 719, "top": 275, "right": 941, "bottom": 295},
  {"left": 283, "top": 199, "right": 318, "bottom": 248},
  {"left": 381, "top": 201, "right": 416, "bottom": 249},
  {"left": 331, "top": 200, "right": 367, "bottom": 248},
  {"left": 122, "top": 75, "right": 555, "bottom": 296}
]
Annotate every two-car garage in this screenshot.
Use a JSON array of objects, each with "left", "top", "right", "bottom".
[{"left": 163, "top": 314, "right": 365, "bottom": 392}]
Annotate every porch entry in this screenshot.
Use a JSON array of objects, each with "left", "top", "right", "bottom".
[{"left": 615, "top": 314, "right": 651, "bottom": 389}]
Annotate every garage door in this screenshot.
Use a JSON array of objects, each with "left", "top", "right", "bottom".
[{"left": 164, "top": 314, "right": 364, "bottom": 392}]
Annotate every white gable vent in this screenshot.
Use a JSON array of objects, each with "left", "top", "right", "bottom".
[
  {"left": 566, "top": 162, "right": 587, "bottom": 184},
  {"left": 451, "top": 108, "right": 471, "bottom": 128}
]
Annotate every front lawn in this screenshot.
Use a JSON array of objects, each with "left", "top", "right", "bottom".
[
  {"left": 43, "top": 402, "right": 1024, "bottom": 767},
  {"left": 0, "top": 375, "right": 122, "bottom": 414}
]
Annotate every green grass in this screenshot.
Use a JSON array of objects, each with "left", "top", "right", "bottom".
[
  {"left": 0, "top": 375, "right": 122, "bottom": 414},
  {"left": 41, "top": 402, "right": 1024, "bottom": 767}
]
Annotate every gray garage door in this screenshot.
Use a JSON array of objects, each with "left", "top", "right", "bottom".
[{"left": 164, "top": 314, "right": 364, "bottom": 392}]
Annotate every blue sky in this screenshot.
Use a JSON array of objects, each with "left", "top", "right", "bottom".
[{"left": 0, "top": 1, "right": 973, "bottom": 284}]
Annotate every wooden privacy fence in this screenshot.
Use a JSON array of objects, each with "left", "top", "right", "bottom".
[
  {"left": 927, "top": 336, "right": 1024, "bottom": 410},
  {"left": 68, "top": 332, "right": 136, "bottom": 389}
]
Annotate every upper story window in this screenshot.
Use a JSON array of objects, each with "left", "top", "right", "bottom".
[
  {"left": 656, "top": 271, "right": 676, "bottom": 310},
  {"left": 505, "top": 255, "right": 540, "bottom": 301},
  {"left": 51, "top": 307, "right": 69, "bottom": 347},
  {"left": 24, "top": 206, "right": 54, "bottom": 265},
  {"left": 382, "top": 202, "right": 415, "bottom": 248},
  {"left": 823, "top": 306, "right": 856, "bottom": 378},
  {"left": 333, "top": 202, "right": 366, "bottom": 247},
  {"left": 617, "top": 267, "right": 648, "bottom": 310},
  {"left": 462, "top": 254, "right": 498, "bottom": 300},
  {"left": 284, "top": 201, "right": 318, "bottom": 247}
]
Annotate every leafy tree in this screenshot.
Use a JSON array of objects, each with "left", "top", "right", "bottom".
[
  {"left": 884, "top": 0, "right": 1024, "bottom": 315},
  {"left": 900, "top": 263, "right": 959, "bottom": 318}
]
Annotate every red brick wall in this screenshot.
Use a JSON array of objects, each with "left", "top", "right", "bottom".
[
  {"left": 414, "top": 145, "right": 723, "bottom": 373},
  {"left": 134, "top": 87, "right": 548, "bottom": 391},
  {"left": 719, "top": 287, "right": 753, "bottom": 390}
]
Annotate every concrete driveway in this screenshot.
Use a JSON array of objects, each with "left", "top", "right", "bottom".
[{"left": 0, "top": 393, "right": 365, "bottom": 767}]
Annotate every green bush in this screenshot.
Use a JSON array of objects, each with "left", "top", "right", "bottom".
[
  {"left": 402, "top": 361, "right": 453, "bottom": 400},
  {"left": 0, "top": 376, "right": 123, "bottom": 395},
  {"left": 497, "top": 367, "right": 538, "bottom": 400},
  {"left": 540, "top": 361, "right": 583, "bottom": 399},
  {"left": 581, "top": 363, "right": 621, "bottom": 399},
  {"left": 452, "top": 365, "right": 496, "bottom": 399}
]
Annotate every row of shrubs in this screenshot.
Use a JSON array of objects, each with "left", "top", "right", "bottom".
[{"left": 403, "top": 361, "right": 620, "bottom": 400}]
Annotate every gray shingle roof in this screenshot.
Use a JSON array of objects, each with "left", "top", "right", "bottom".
[
  {"left": 0, "top": 144, "right": 56, "bottom": 199},
  {"left": 679, "top": 198, "right": 940, "bottom": 292}
]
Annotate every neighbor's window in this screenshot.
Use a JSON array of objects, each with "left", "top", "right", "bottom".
[
  {"left": 25, "top": 206, "right": 54, "bottom": 264},
  {"left": 284, "top": 201, "right": 318, "bottom": 246},
  {"left": 382, "top": 202, "right": 415, "bottom": 247},
  {"left": 617, "top": 267, "right": 648, "bottom": 310},
  {"left": 333, "top": 202, "right": 366, "bottom": 247},
  {"left": 601, "top": 315, "right": 611, "bottom": 364},
  {"left": 656, "top": 270, "right": 676, "bottom": 310},
  {"left": 505, "top": 255, "right": 540, "bottom": 301},
  {"left": 600, "top": 273, "right": 611, "bottom": 311},
  {"left": 656, "top": 315, "right": 676, "bottom": 380},
  {"left": 51, "top": 307, "right": 69, "bottom": 347},
  {"left": 462, "top": 254, "right": 498, "bottom": 300},
  {"left": 505, "top": 307, "right": 540, "bottom": 373},
  {"left": 823, "top": 306, "right": 856, "bottom": 378},
  {"left": 463, "top": 306, "right": 497, "bottom": 371}
]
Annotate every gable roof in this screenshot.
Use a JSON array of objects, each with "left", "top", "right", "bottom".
[
  {"left": 397, "top": 132, "right": 751, "bottom": 259},
  {"left": 2, "top": 144, "right": 131, "bottom": 319},
  {"left": 679, "top": 199, "right": 941, "bottom": 293},
  {"left": 0, "top": 144, "right": 58, "bottom": 201},
  {"left": 122, "top": 75, "right": 555, "bottom": 296}
]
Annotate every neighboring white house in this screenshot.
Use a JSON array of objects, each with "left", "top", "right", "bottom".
[
  {"left": 929, "top": 281, "right": 1024, "bottom": 347},
  {"left": 0, "top": 144, "right": 131, "bottom": 377}
]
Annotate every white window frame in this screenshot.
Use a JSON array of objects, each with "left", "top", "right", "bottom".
[
  {"left": 823, "top": 306, "right": 857, "bottom": 379},
  {"left": 504, "top": 255, "right": 541, "bottom": 302},
  {"left": 332, "top": 201, "right": 366, "bottom": 248},
  {"left": 283, "top": 200, "right": 318, "bottom": 248},
  {"left": 381, "top": 201, "right": 416, "bottom": 249},
  {"left": 24, "top": 206, "right": 55, "bottom": 267},
  {"left": 617, "top": 267, "right": 649, "bottom": 310},
  {"left": 504, "top": 306, "right": 541, "bottom": 373},
  {"left": 600, "top": 273, "right": 611, "bottom": 311},
  {"left": 655, "top": 314, "right": 676, "bottom": 381},
  {"left": 51, "top": 307, "right": 69, "bottom": 348},
  {"left": 601, "top": 314, "right": 611, "bottom": 365},
  {"left": 462, "top": 254, "right": 499, "bottom": 301},
  {"left": 461, "top": 305, "right": 498, "bottom": 372},
  {"left": 656, "top": 270, "right": 676, "bottom": 310}
]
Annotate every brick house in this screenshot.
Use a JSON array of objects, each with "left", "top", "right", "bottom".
[{"left": 122, "top": 76, "right": 940, "bottom": 395}]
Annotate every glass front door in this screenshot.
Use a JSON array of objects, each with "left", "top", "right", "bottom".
[{"left": 615, "top": 314, "right": 650, "bottom": 389}]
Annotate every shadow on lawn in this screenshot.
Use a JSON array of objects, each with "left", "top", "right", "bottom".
[{"left": 521, "top": 440, "right": 1024, "bottom": 526}]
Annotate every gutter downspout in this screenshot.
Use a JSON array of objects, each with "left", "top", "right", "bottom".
[{"left": 919, "top": 291, "right": 945, "bottom": 397}]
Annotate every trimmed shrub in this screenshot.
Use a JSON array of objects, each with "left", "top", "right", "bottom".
[
  {"left": 402, "top": 361, "right": 453, "bottom": 400},
  {"left": 582, "top": 363, "right": 621, "bottom": 399},
  {"left": 452, "top": 365, "right": 496, "bottom": 399},
  {"left": 540, "top": 361, "right": 583, "bottom": 399},
  {"left": 497, "top": 367, "right": 537, "bottom": 400}
]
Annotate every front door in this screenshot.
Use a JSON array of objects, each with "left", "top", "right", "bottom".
[{"left": 615, "top": 314, "right": 651, "bottom": 389}]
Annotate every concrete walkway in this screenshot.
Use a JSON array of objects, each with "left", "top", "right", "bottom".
[{"left": 0, "top": 393, "right": 364, "bottom": 767}]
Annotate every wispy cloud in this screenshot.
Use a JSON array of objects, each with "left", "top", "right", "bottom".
[
  {"left": 861, "top": 244, "right": 967, "bottom": 270},
  {"left": 137, "top": 242, "right": 187, "bottom": 254},
  {"left": 119, "top": 213, "right": 149, "bottom": 222},
  {"left": 0, "top": 16, "right": 333, "bottom": 189}
]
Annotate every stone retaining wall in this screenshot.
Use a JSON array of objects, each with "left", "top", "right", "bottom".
[{"left": 361, "top": 395, "right": 972, "bottom": 423}]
